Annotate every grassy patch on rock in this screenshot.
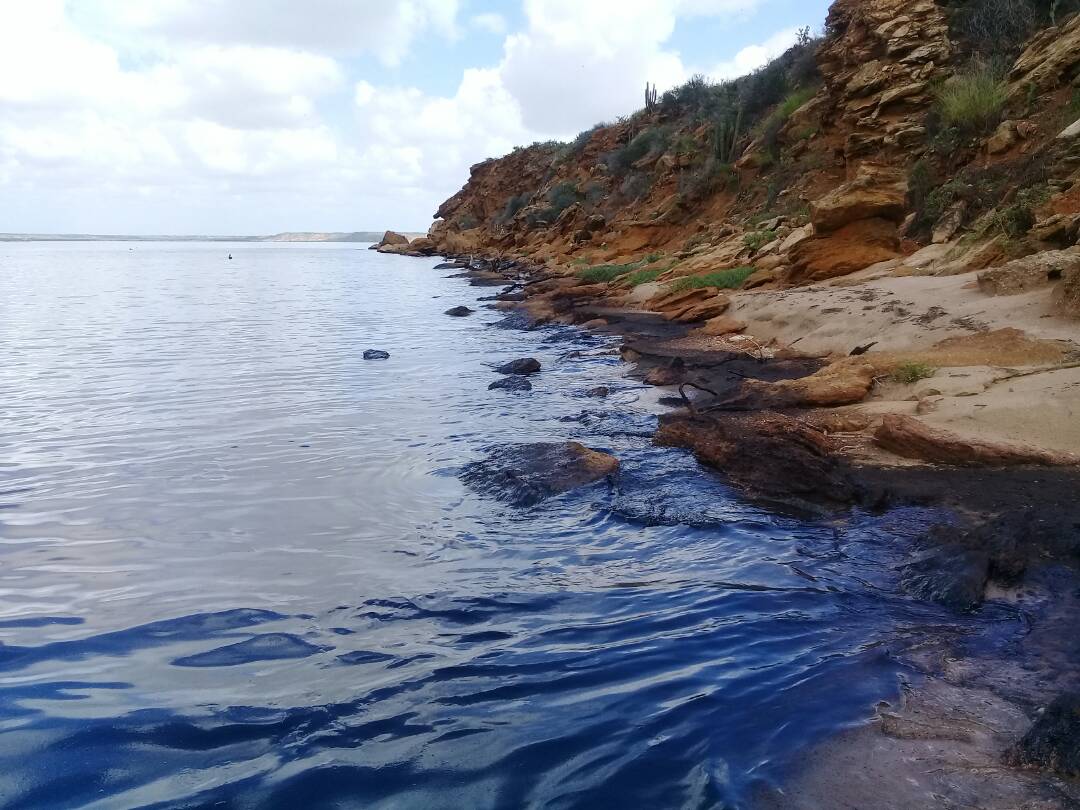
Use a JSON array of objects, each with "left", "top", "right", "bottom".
[
  {"left": 578, "top": 262, "right": 640, "bottom": 283},
  {"left": 892, "top": 362, "right": 937, "bottom": 384},
  {"left": 935, "top": 66, "right": 1006, "bottom": 135},
  {"left": 668, "top": 266, "right": 756, "bottom": 292},
  {"left": 623, "top": 268, "right": 663, "bottom": 287}
]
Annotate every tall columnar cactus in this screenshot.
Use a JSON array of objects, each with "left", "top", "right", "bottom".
[{"left": 645, "top": 82, "right": 658, "bottom": 110}]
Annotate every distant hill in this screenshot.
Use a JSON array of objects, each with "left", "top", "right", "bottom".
[
  {"left": 0, "top": 231, "right": 405, "bottom": 243},
  {"left": 258, "top": 232, "right": 387, "bottom": 242}
]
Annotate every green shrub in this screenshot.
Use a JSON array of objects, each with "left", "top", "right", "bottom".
[
  {"left": 617, "top": 172, "right": 653, "bottom": 203},
  {"left": 578, "top": 262, "right": 639, "bottom": 283},
  {"left": 678, "top": 158, "right": 737, "bottom": 202},
  {"left": 604, "top": 127, "right": 670, "bottom": 175},
  {"left": 743, "top": 231, "right": 773, "bottom": 252},
  {"left": 525, "top": 182, "right": 581, "bottom": 227},
  {"left": 948, "top": 0, "right": 1080, "bottom": 62},
  {"left": 935, "top": 67, "right": 1007, "bottom": 134},
  {"left": 991, "top": 183, "right": 1052, "bottom": 239},
  {"left": 892, "top": 362, "right": 936, "bottom": 384},
  {"left": 493, "top": 192, "right": 531, "bottom": 227},
  {"left": 775, "top": 86, "right": 816, "bottom": 120},
  {"left": 623, "top": 268, "right": 663, "bottom": 287},
  {"left": 667, "top": 266, "right": 756, "bottom": 292}
]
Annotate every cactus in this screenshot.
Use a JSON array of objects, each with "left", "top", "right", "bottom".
[{"left": 645, "top": 82, "right": 658, "bottom": 110}]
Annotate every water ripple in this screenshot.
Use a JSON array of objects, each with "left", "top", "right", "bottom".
[{"left": 0, "top": 242, "right": 1006, "bottom": 809}]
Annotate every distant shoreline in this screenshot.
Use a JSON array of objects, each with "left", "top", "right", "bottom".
[{"left": 0, "top": 231, "right": 422, "bottom": 243}]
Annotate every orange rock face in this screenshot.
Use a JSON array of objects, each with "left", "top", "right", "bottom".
[{"left": 788, "top": 218, "right": 901, "bottom": 283}]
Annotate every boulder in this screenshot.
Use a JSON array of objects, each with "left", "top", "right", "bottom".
[
  {"left": 977, "top": 249, "right": 1080, "bottom": 296},
  {"left": 743, "top": 267, "right": 784, "bottom": 290},
  {"left": 363, "top": 349, "right": 390, "bottom": 360},
  {"left": 460, "top": 442, "right": 619, "bottom": 506},
  {"left": 809, "top": 164, "right": 908, "bottom": 234},
  {"left": 697, "top": 315, "right": 747, "bottom": 336},
  {"left": 648, "top": 287, "right": 713, "bottom": 312},
  {"left": 900, "top": 547, "right": 989, "bottom": 612},
  {"left": 778, "top": 224, "right": 813, "bottom": 253},
  {"left": 488, "top": 376, "right": 533, "bottom": 393},
  {"left": 874, "top": 414, "right": 1080, "bottom": 466},
  {"left": 1053, "top": 266, "right": 1080, "bottom": 318},
  {"left": 724, "top": 362, "right": 876, "bottom": 409},
  {"left": 495, "top": 357, "right": 541, "bottom": 375},
  {"left": 986, "top": 120, "right": 1018, "bottom": 154},
  {"left": 444, "top": 306, "right": 475, "bottom": 317},
  {"left": 1006, "top": 693, "right": 1080, "bottom": 777},
  {"left": 671, "top": 296, "right": 732, "bottom": 323},
  {"left": 1030, "top": 213, "right": 1080, "bottom": 247},
  {"left": 1059, "top": 117, "right": 1080, "bottom": 140},
  {"left": 407, "top": 237, "right": 437, "bottom": 256},
  {"left": 374, "top": 230, "right": 409, "bottom": 249},
  {"left": 931, "top": 201, "right": 967, "bottom": 244},
  {"left": 788, "top": 218, "right": 901, "bottom": 283}
]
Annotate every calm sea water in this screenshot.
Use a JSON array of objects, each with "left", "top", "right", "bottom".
[{"left": 0, "top": 242, "right": 962, "bottom": 808}]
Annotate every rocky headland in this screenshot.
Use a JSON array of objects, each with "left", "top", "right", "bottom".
[{"left": 381, "top": 0, "right": 1080, "bottom": 805}]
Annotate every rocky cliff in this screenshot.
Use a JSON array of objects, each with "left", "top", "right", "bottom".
[
  {"left": 423, "top": 0, "right": 1080, "bottom": 292},
  {"left": 411, "top": 0, "right": 1080, "bottom": 474}
]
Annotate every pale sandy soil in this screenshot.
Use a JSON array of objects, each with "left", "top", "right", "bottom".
[
  {"left": 723, "top": 271, "right": 1080, "bottom": 458},
  {"left": 731, "top": 273, "right": 1079, "bottom": 355}
]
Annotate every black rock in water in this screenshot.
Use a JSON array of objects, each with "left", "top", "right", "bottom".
[
  {"left": 495, "top": 358, "right": 541, "bottom": 375},
  {"left": 363, "top": 350, "right": 390, "bottom": 360},
  {"left": 488, "top": 376, "right": 532, "bottom": 393},
  {"left": 585, "top": 386, "right": 610, "bottom": 398},
  {"left": 460, "top": 442, "right": 619, "bottom": 506},
  {"left": 1007, "top": 693, "right": 1080, "bottom": 777},
  {"left": 899, "top": 546, "right": 989, "bottom": 612},
  {"left": 445, "top": 306, "right": 475, "bottom": 317},
  {"left": 433, "top": 261, "right": 466, "bottom": 270}
]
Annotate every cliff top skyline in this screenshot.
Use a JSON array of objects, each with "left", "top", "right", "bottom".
[{"left": 0, "top": 0, "right": 829, "bottom": 236}]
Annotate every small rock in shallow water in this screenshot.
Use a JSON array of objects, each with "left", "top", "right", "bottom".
[
  {"left": 461, "top": 441, "right": 618, "bottom": 506},
  {"left": 899, "top": 546, "right": 989, "bottom": 612},
  {"left": 1006, "top": 693, "right": 1080, "bottom": 777},
  {"left": 585, "top": 386, "right": 610, "bottom": 398},
  {"left": 445, "top": 306, "right": 475, "bottom": 317},
  {"left": 488, "top": 377, "right": 532, "bottom": 392},
  {"left": 363, "top": 350, "right": 390, "bottom": 360},
  {"left": 495, "top": 357, "right": 541, "bottom": 375}
]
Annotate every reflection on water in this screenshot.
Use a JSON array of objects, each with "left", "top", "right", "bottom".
[{"left": 0, "top": 242, "right": 975, "bottom": 808}]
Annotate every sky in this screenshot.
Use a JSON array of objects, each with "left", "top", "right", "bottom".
[{"left": 0, "top": 0, "right": 832, "bottom": 235}]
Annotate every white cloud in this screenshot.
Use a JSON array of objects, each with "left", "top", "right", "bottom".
[
  {"left": 0, "top": 0, "right": 827, "bottom": 234},
  {"left": 709, "top": 27, "right": 804, "bottom": 80},
  {"left": 471, "top": 12, "right": 507, "bottom": 35},
  {"left": 88, "top": 0, "right": 462, "bottom": 66}
]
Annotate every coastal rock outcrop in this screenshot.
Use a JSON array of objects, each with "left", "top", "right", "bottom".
[
  {"left": 371, "top": 230, "right": 409, "bottom": 250},
  {"left": 977, "top": 250, "right": 1080, "bottom": 297},
  {"left": 1006, "top": 693, "right": 1080, "bottom": 777},
  {"left": 460, "top": 442, "right": 619, "bottom": 506},
  {"left": 655, "top": 411, "right": 860, "bottom": 507},
  {"left": 900, "top": 546, "right": 989, "bottom": 612},
  {"left": 1053, "top": 266, "right": 1080, "bottom": 317},
  {"left": 809, "top": 164, "right": 908, "bottom": 234},
  {"left": 874, "top": 415, "right": 1080, "bottom": 467}
]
